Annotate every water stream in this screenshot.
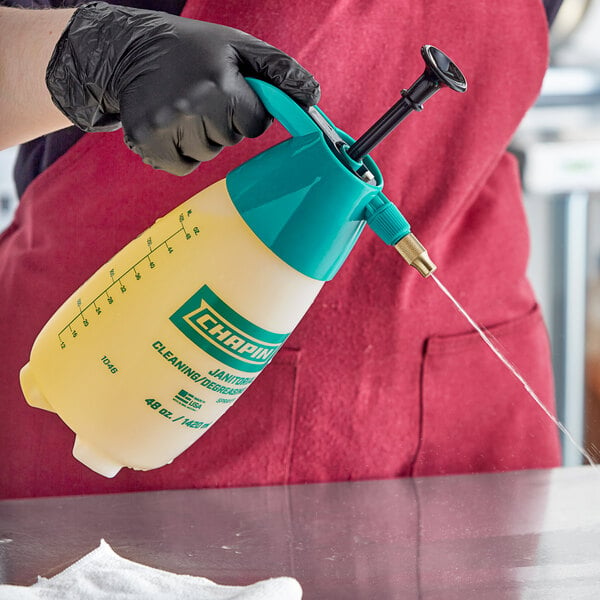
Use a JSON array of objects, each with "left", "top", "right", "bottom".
[{"left": 431, "top": 273, "right": 598, "bottom": 470}]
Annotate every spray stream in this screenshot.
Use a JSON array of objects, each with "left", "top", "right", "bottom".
[{"left": 431, "top": 274, "right": 598, "bottom": 470}]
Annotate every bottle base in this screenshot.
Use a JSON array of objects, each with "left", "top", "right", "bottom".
[{"left": 73, "top": 435, "right": 123, "bottom": 478}]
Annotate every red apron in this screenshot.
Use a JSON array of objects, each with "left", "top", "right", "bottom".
[{"left": 0, "top": 0, "right": 560, "bottom": 499}]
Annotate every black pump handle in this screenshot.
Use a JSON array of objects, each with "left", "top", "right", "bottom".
[{"left": 347, "top": 45, "right": 467, "bottom": 162}]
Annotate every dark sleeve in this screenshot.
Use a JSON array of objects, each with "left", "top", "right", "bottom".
[
  {"left": 543, "top": 0, "right": 563, "bottom": 26},
  {"left": 0, "top": 1, "right": 80, "bottom": 7},
  {"left": 0, "top": 1, "right": 186, "bottom": 12}
]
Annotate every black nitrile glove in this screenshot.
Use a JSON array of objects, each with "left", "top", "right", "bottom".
[{"left": 46, "top": 2, "right": 320, "bottom": 175}]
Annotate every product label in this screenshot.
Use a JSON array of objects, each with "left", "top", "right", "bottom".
[{"left": 170, "top": 284, "right": 289, "bottom": 373}]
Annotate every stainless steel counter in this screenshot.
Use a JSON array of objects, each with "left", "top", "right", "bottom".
[{"left": 1, "top": 467, "right": 599, "bottom": 598}]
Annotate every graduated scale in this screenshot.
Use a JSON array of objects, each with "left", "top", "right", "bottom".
[{"left": 58, "top": 209, "right": 199, "bottom": 350}]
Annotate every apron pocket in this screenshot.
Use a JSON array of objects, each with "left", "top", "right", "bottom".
[{"left": 412, "top": 305, "right": 561, "bottom": 476}]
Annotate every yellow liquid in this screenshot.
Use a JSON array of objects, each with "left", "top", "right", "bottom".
[{"left": 21, "top": 179, "right": 323, "bottom": 477}]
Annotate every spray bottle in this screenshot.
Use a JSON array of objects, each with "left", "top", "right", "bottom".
[{"left": 20, "top": 46, "right": 467, "bottom": 477}]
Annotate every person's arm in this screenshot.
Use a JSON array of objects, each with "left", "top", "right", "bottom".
[
  {"left": 0, "top": 7, "right": 75, "bottom": 148},
  {"left": 0, "top": 2, "right": 320, "bottom": 175}
]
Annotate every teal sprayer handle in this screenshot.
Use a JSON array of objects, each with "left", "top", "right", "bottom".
[{"left": 226, "top": 78, "right": 414, "bottom": 281}]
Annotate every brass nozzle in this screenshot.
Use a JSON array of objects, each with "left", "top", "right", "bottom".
[{"left": 394, "top": 233, "right": 437, "bottom": 277}]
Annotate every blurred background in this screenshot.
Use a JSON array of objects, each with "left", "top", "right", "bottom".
[
  {"left": 0, "top": 0, "right": 599, "bottom": 467},
  {"left": 512, "top": 0, "right": 600, "bottom": 466},
  {"left": 0, "top": 145, "right": 16, "bottom": 233}
]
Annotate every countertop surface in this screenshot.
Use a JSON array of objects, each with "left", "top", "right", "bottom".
[{"left": 1, "top": 466, "right": 599, "bottom": 598}]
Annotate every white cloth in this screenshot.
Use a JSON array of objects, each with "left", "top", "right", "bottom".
[{"left": 0, "top": 540, "right": 302, "bottom": 599}]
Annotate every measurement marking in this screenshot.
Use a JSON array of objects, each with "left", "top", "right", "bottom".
[
  {"left": 58, "top": 215, "right": 196, "bottom": 346},
  {"left": 179, "top": 213, "right": 190, "bottom": 239},
  {"left": 172, "top": 416, "right": 184, "bottom": 423}
]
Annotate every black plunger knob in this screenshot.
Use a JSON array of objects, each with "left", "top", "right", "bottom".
[{"left": 347, "top": 45, "right": 467, "bottom": 162}]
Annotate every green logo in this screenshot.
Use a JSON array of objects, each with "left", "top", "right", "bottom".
[{"left": 170, "top": 285, "right": 289, "bottom": 373}]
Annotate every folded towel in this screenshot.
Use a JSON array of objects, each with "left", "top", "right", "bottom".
[{"left": 0, "top": 539, "right": 302, "bottom": 599}]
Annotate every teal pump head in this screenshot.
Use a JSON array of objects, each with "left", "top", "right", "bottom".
[{"left": 226, "top": 45, "right": 467, "bottom": 282}]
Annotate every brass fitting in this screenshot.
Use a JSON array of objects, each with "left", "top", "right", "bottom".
[{"left": 394, "top": 233, "right": 437, "bottom": 277}]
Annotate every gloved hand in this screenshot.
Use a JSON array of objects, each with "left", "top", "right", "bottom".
[{"left": 46, "top": 2, "right": 320, "bottom": 175}]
